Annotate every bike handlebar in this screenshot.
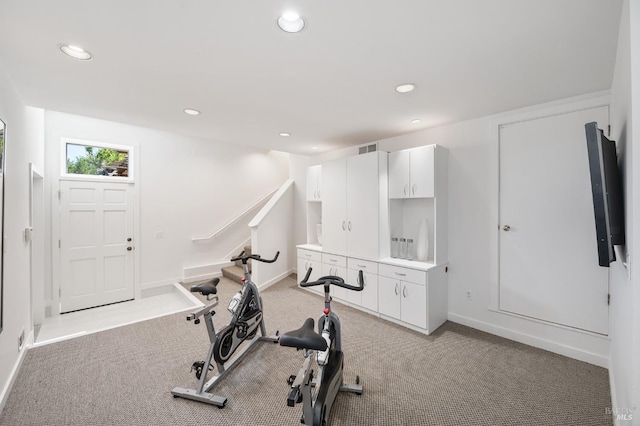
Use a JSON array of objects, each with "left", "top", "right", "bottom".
[
  {"left": 230, "top": 250, "right": 280, "bottom": 265},
  {"left": 299, "top": 267, "right": 364, "bottom": 292}
]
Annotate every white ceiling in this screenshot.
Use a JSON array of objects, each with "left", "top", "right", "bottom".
[{"left": 0, "top": 1, "right": 622, "bottom": 155}]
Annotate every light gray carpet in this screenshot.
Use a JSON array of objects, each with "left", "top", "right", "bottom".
[{"left": 0, "top": 275, "right": 612, "bottom": 425}]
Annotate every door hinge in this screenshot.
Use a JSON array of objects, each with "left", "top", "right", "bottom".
[
  {"left": 607, "top": 293, "right": 610, "bottom": 305},
  {"left": 58, "top": 239, "right": 61, "bottom": 248},
  {"left": 608, "top": 125, "right": 611, "bottom": 137},
  {"left": 58, "top": 190, "right": 62, "bottom": 200}
]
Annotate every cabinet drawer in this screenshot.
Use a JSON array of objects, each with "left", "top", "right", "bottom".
[
  {"left": 298, "top": 248, "right": 321, "bottom": 262},
  {"left": 347, "top": 258, "right": 378, "bottom": 273},
  {"left": 378, "top": 264, "right": 426, "bottom": 285},
  {"left": 322, "top": 253, "right": 347, "bottom": 268}
]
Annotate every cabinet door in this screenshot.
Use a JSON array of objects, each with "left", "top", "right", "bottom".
[
  {"left": 388, "top": 150, "right": 410, "bottom": 199},
  {"left": 298, "top": 257, "right": 322, "bottom": 294},
  {"left": 346, "top": 153, "right": 379, "bottom": 258},
  {"left": 306, "top": 165, "right": 321, "bottom": 201},
  {"left": 378, "top": 276, "right": 401, "bottom": 320},
  {"left": 400, "top": 281, "right": 427, "bottom": 328},
  {"left": 360, "top": 271, "right": 378, "bottom": 312},
  {"left": 346, "top": 268, "right": 362, "bottom": 306},
  {"left": 409, "top": 146, "right": 434, "bottom": 198},
  {"left": 321, "top": 159, "right": 347, "bottom": 254},
  {"left": 321, "top": 262, "right": 348, "bottom": 302}
]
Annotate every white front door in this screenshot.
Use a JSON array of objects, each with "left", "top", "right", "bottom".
[
  {"left": 499, "top": 106, "right": 610, "bottom": 335},
  {"left": 60, "top": 180, "right": 135, "bottom": 313}
]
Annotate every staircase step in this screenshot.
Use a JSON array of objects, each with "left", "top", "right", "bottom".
[
  {"left": 235, "top": 245, "right": 252, "bottom": 268},
  {"left": 222, "top": 265, "right": 244, "bottom": 285}
]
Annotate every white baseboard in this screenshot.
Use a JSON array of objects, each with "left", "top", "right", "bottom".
[
  {"left": 0, "top": 341, "right": 30, "bottom": 414},
  {"left": 257, "top": 268, "right": 295, "bottom": 291},
  {"left": 608, "top": 358, "right": 619, "bottom": 426},
  {"left": 448, "top": 313, "right": 609, "bottom": 368}
]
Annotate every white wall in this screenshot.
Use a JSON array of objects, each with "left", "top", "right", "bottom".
[
  {"left": 293, "top": 93, "right": 614, "bottom": 366},
  {"left": 43, "top": 111, "right": 290, "bottom": 301},
  {"left": 609, "top": 0, "right": 639, "bottom": 420},
  {"left": 288, "top": 155, "right": 312, "bottom": 257},
  {"left": 0, "top": 70, "right": 45, "bottom": 407}
]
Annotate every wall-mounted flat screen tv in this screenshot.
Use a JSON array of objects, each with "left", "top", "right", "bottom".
[{"left": 584, "top": 121, "right": 625, "bottom": 267}]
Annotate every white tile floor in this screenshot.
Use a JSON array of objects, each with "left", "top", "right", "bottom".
[{"left": 33, "top": 284, "right": 201, "bottom": 347}]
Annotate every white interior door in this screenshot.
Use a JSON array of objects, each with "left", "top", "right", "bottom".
[
  {"left": 499, "top": 106, "right": 610, "bottom": 334},
  {"left": 60, "top": 180, "right": 134, "bottom": 313}
]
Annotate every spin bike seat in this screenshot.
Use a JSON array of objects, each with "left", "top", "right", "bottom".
[
  {"left": 280, "top": 318, "right": 328, "bottom": 351},
  {"left": 190, "top": 278, "right": 220, "bottom": 296}
]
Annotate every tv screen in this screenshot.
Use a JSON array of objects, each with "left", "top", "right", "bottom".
[{"left": 584, "top": 122, "right": 625, "bottom": 267}]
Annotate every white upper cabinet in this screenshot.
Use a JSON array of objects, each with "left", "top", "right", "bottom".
[
  {"left": 306, "top": 165, "right": 322, "bottom": 201},
  {"left": 321, "top": 151, "right": 388, "bottom": 260},
  {"left": 389, "top": 145, "right": 435, "bottom": 198}
]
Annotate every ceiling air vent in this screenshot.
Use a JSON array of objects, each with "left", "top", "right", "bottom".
[{"left": 358, "top": 143, "right": 377, "bottom": 154}]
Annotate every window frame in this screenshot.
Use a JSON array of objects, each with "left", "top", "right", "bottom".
[{"left": 60, "top": 138, "right": 134, "bottom": 182}]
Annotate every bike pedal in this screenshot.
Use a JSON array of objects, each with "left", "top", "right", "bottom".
[{"left": 190, "top": 361, "right": 213, "bottom": 380}]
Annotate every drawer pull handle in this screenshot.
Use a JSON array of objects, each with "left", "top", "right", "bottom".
[
  {"left": 330, "top": 259, "right": 337, "bottom": 263},
  {"left": 394, "top": 283, "right": 399, "bottom": 295},
  {"left": 357, "top": 264, "right": 366, "bottom": 268},
  {"left": 395, "top": 272, "right": 407, "bottom": 277},
  {"left": 403, "top": 286, "right": 408, "bottom": 298}
]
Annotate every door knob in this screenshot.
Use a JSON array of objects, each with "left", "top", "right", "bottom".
[
  {"left": 127, "top": 247, "right": 133, "bottom": 251},
  {"left": 127, "top": 238, "right": 132, "bottom": 242},
  {"left": 503, "top": 225, "right": 511, "bottom": 231}
]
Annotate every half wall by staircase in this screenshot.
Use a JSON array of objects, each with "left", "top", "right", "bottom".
[{"left": 249, "top": 179, "right": 295, "bottom": 289}]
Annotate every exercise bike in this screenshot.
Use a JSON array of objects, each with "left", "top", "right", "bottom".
[
  {"left": 279, "top": 267, "right": 364, "bottom": 426},
  {"left": 171, "top": 250, "right": 280, "bottom": 407}
]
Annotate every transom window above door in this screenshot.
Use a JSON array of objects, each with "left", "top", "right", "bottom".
[{"left": 62, "top": 139, "right": 133, "bottom": 181}]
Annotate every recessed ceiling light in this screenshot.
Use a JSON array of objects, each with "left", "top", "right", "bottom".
[
  {"left": 312, "top": 147, "right": 318, "bottom": 150},
  {"left": 395, "top": 83, "right": 416, "bottom": 93},
  {"left": 278, "top": 11, "right": 305, "bottom": 33},
  {"left": 59, "top": 44, "right": 92, "bottom": 60},
  {"left": 280, "top": 132, "right": 291, "bottom": 137},
  {"left": 183, "top": 108, "right": 200, "bottom": 116},
  {"left": 411, "top": 119, "right": 421, "bottom": 124}
]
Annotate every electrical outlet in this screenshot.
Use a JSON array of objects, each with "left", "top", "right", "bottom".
[
  {"left": 18, "top": 328, "right": 25, "bottom": 350},
  {"left": 465, "top": 290, "right": 472, "bottom": 301}
]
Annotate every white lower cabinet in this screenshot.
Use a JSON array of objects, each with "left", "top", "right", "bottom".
[
  {"left": 378, "top": 263, "right": 448, "bottom": 333},
  {"left": 296, "top": 246, "right": 447, "bottom": 334},
  {"left": 322, "top": 253, "right": 347, "bottom": 302},
  {"left": 347, "top": 259, "right": 378, "bottom": 313},
  {"left": 297, "top": 248, "right": 322, "bottom": 295},
  {"left": 378, "top": 264, "right": 427, "bottom": 329}
]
